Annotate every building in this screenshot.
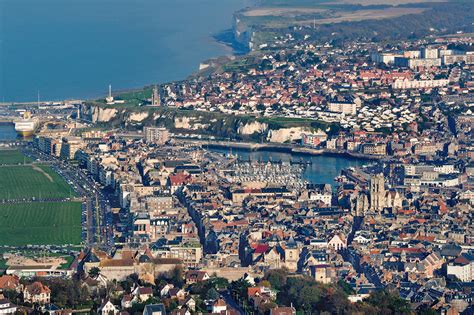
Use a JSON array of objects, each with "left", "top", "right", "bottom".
[
  {"left": 0, "top": 295, "right": 17, "bottom": 314},
  {"left": 144, "top": 127, "right": 169, "bottom": 145},
  {"left": 59, "top": 137, "right": 83, "bottom": 160},
  {"left": 23, "top": 282, "right": 51, "bottom": 304},
  {"left": 443, "top": 54, "right": 474, "bottom": 65},
  {"left": 270, "top": 306, "right": 297, "bottom": 315},
  {"left": 151, "top": 85, "right": 161, "bottom": 106},
  {"left": 301, "top": 132, "right": 327, "bottom": 147},
  {"left": 394, "top": 57, "right": 441, "bottom": 69},
  {"left": 232, "top": 187, "right": 293, "bottom": 205},
  {"left": 447, "top": 254, "right": 474, "bottom": 282},
  {"left": 370, "top": 173, "right": 385, "bottom": 212},
  {"left": 371, "top": 52, "right": 403, "bottom": 65},
  {"left": 392, "top": 79, "right": 449, "bottom": 90},
  {"left": 284, "top": 237, "right": 300, "bottom": 272},
  {"left": 362, "top": 143, "right": 386, "bottom": 155},
  {"left": 98, "top": 300, "right": 119, "bottom": 315},
  {"left": 144, "top": 304, "right": 167, "bottom": 315},
  {"left": 421, "top": 47, "right": 439, "bottom": 59},
  {"left": 327, "top": 95, "right": 360, "bottom": 115}
]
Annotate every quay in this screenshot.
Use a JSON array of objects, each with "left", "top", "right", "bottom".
[{"left": 190, "top": 139, "right": 384, "bottom": 160}]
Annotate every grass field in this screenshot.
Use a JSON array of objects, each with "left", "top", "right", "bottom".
[
  {"left": 0, "top": 165, "right": 75, "bottom": 200},
  {"left": 0, "top": 202, "right": 82, "bottom": 246},
  {"left": 0, "top": 150, "right": 32, "bottom": 165}
]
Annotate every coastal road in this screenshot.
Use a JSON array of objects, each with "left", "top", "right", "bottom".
[{"left": 24, "top": 146, "right": 113, "bottom": 249}]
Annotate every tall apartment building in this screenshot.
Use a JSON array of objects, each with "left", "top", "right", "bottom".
[
  {"left": 60, "top": 137, "right": 83, "bottom": 160},
  {"left": 144, "top": 127, "right": 169, "bottom": 145}
]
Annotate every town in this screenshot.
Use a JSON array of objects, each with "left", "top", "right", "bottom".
[{"left": 0, "top": 29, "right": 473, "bottom": 315}]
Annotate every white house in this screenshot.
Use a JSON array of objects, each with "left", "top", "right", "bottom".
[
  {"left": 328, "top": 234, "right": 347, "bottom": 250},
  {"left": 98, "top": 300, "right": 119, "bottom": 315}
]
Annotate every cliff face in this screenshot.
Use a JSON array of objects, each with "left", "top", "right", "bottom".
[
  {"left": 128, "top": 112, "right": 149, "bottom": 123},
  {"left": 267, "top": 127, "right": 326, "bottom": 143},
  {"left": 81, "top": 104, "right": 118, "bottom": 123},
  {"left": 233, "top": 13, "right": 253, "bottom": 51},
  {"left": 238, "top": 121, "right": 268, "bottom": 135},
  {"left": 174, "top": 116, "right": 210, "bottom": 130},
  {"left": 80, "top": 104, "right": 326, "bottom": 142}
]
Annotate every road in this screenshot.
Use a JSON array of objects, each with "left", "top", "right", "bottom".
[
  {"left": 221, "top": 290, "right": 245, "bottom": 315},
  {"left": 22, "top": 146, "right": 114, "bottom": 250}
]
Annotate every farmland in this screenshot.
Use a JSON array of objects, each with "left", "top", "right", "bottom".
[
  {"left": 0, "top": 164, "right": 74, "bottom": 200},
  {"left": 0, "top": 202, "right": 82, "bottom": 246}
]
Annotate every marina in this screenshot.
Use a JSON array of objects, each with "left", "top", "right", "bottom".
[{"left": 210, "top": 147, "right": 368, "bottom": 187}]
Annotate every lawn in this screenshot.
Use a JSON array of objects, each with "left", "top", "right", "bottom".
[
  {"left": 0, "top": 202, "right": 82, "bottom": 246},
  {"left": 0, "top": 149, "right": 32, "bottom": 165},
  {"left": 0, "top": 165, "right": 75, "bottom": 200}
]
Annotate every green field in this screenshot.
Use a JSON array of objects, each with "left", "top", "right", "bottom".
[
  {"left": 0, "top": 165, "right": 75, "bottom": 200},
  {"left": 0, "top": 202, "right": 82, "bottom": 246},
  {"left": 0, "top": 150, "right": 32, "bottom": 165}
]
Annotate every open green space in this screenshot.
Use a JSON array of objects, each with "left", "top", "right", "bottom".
[
  {"left": 0, "top": 164, "right": 75, "bottom": 200},
  {"left": 0, "top": 202, "right": 82, "bottom": 246},
  {"left": 0, "top": 149, "right": 32, "bottom": 165}
]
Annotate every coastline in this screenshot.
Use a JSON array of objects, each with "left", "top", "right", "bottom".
[{"left": 212, "top": 29, "right": 250, "bottom": 56}]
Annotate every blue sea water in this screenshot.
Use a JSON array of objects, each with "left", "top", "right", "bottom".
[
  {"left": 0, "top": 0, "right": 249, "bottom": 102},
  {"left": 0, "top": 123, "right": 16, "bottom": 140}
]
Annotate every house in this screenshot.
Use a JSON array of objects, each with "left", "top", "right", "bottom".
[
  {"left": 0, "top": 275, "right": 21, "bottom": 292},
  {"left": 42, "top": 304, "right": 73, "bottom": 315},
  {"left": 98, "top": 300, "right": 119, "bottom": 315},
  {"left": 121, "top": 294, "right": 133, "bottom": 309},
  {"left": 185, "top": 270, "right": 210, "bottom": 284},
  {"left": 212, "top": 299, "right": 227, "bottom": 314},
  {"left": 170, "top": 309, "right": 191, "bottom": 315},
  {"left": 160, "top": 284, "right": 174, "bottom": 297},
  {"left": 23, "top": 282, "right": 51, "bottom": 304},
  {"left": 328, "top": 234, "right": 347, "bottom": 250},
  {"left": 270, "top": 306, "right": 297, "bottom": 315},
  {"left": 0, "top": 294, "right": 17, "bottom": 314},
  {"left": 143, "top": 304, "right": 167, "bottom": 315},
  {"left": 168, "top": 288, "right": 186, "bottom": 300},
  {"left": 183, "top": 297, "right": 196, "bottom": 312},
  {"left": 133, "top": 286, "right": 153, "bottom": 302}
]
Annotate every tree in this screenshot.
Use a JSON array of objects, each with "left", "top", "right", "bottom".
[
  {"left": 228, "top": 279, "right": 251, "bottom": 299},
  {"left": 206, "top": 288, "right": 219, "bottom": 300},
  {"left": 364, "top": 290, "right": 412, "bottom": 314},
  {"left": 88, "top": 267, "right": 101, "bottom": 278},
  {"left": 170, "top": 266, "right": 184, "bottom": 287},
  {"left": 264, "top": 268, "right": 288, "bottom": 291}
]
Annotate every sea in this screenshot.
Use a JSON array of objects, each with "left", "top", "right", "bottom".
[
  {"left": 0, "top": 123, "right": 17, "bottom": 141},
  {"left": 0, "top": 0, "right": 251, "bottom": 102}
]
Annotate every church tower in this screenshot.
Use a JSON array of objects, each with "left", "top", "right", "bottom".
[
  {"left": 151, "top": 85, "right": 161, "bottom": 106},
  {"left": 354, "top": 192, "right": 369, "bottom": 217},
  {"left": 370, "top": 173, "right": 386, "bottom": 213},
  {"left": 284, "top": 236, "right": 299, "bottom": 272}
]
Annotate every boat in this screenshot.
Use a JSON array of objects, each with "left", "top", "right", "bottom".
[{"left": 14, "top": 111, "right": 39, "bottom": 137}]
